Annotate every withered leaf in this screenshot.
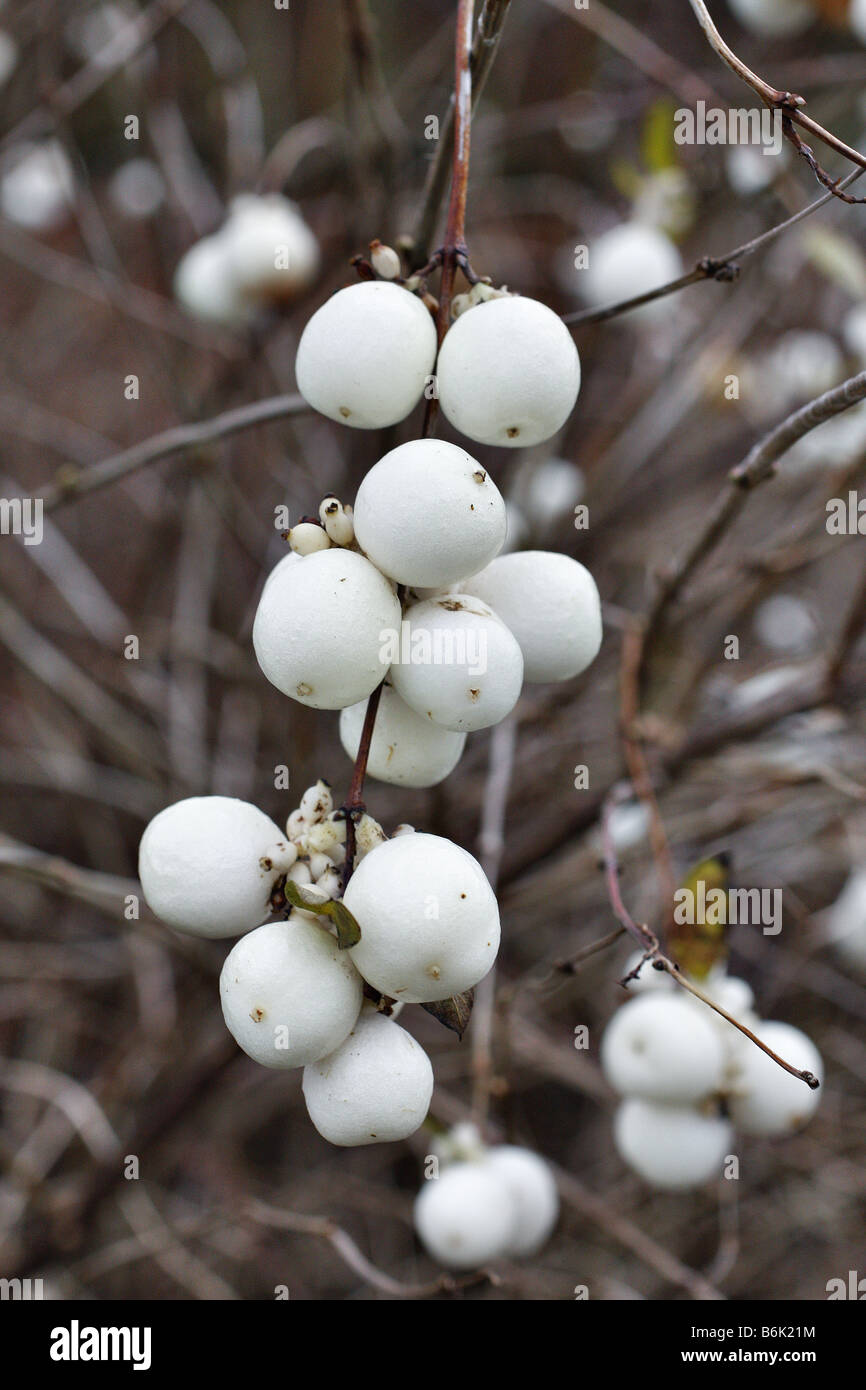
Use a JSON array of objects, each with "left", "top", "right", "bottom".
[{"left": 421, "top": 989, "right": 474, "bottom": 1039}]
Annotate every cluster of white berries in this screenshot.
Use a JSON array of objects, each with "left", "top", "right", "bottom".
[
  {"left": 174, "top": 194, "right": 320, "bottom": 329},
  {"left": 253, "top": 437, "right": 601, "bottom": 780},
  {"left": 413, "top": 1123, "right": 558, "bottom": 1269},
  {"left": 601, "top": 955, "right": 823, "bottom": 1190},
  {"left": 138, "top": 783, "right": 501, "bottom": 1147}
]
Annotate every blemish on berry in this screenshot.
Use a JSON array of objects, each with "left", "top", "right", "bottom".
[
  {"left": 506, "top": 426, "right": 519, "bottom": 438},
  {"left": 250, "top": 1008, "right": 265, "bottom": 1023},
  {"left": 468, "top": 688, "right": 480, "bottom": 702},
  {"left": 297, "top": 682, "right": 313, "bottom": 696},
  {"left": 339, "top": 406, "right": 351, "bottom": 418},
  {"left": 473, "top": 469, "right": 486, "bottom": 483}
]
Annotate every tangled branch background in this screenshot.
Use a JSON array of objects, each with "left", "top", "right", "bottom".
[{"left": 1, "top": 0, "right": 866, "bottom": 1301}]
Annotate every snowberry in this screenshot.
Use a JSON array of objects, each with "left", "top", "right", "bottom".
[
  {"left": 340, "top": 683, "right": 466, "bottom": 788},
  {"left": 843, "top": 302, "right": 866, "bottom": 361},
  {"left": 768, "top": 331, "right": 844, "bottom": 405},
  {"left": 344, "top": 832, "right": 500, "bottom": 1002},
  {"left": 826, "top": 870, "right": 866, "bottom": 970},
  {"left": 727, "top": 1022, "right": 823, "bottom": 1136},
  {"left": 520, "top": 457, "right": 585, "bottom": 534},
  {"left": 108, "top": 158, "right": 165, "bottom": 220},
  {"left": 139, "top": 796, "right": 284, "bottom": 937},
  {"left": 220, "top": 193, "right": 319, "bottom": 303},
  {"left": 580, "top": 222, "right": 682, "bottom": 320},
  {"left": 485, "top": 1146, "right": 559, "bottom": 1257},
  {"left": 173, "top": 235, "right": 251, "bottom": 329},
  {"left": 288, "top": 521, "right": 330, "bottom": 555},
  {"left": 753, "top": 594, "right": 816, "bottom": 653},
  {"left": 0, "top": 140, "right": 75, "bottom": 232},
  {"left": 614, "top": 1098, "right": 733, "bottom": 1191},
  {"left": 853, "top": 0, "right": 866, "bottom": 41},
  {"left": 462, "top": 551, "right": 601, "bottom": 684},
  {"left": 622, "top": 950, "right": 674, "bottom": 993},
  {"left": 295, "top": 281, "right": 437, "bottom": 428},
  {"left": 601, "top": 993, "right": 726, "bottom": 1104},
  {"left": 727, "top": 0, "right": 814, "bottom": 39},
  {"left": 414, "top": 1162, "right": 516, "bottom": 1268},
  {"left": 253, "top": 547, "right": 401, "bottom": 709},
  {"left": 220, "top": 918, "right": 363, "bottom": 1068},
  {"left": 302, "top": 1005, "right": 434, "bottom": 1146},
  {"left": 389, "top": 595, "right": 524, "bottom": 732},
  {"left": 352, "top": 439, "right": 507, "bottom": 587},
  {"left": 436, "top": 296, "right": 581, "bottom": 448}
]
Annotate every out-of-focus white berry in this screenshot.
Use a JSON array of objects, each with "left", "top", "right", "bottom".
[
  {"left": 414, "top": 1162, "right": 515, "bottom": 1268},
  {"left": 500, "top": 501, "right": 529, "bottom": 555},
  {"left": 370, "top": 240, "right": 402, "bottom": 279},
  {"left": 344, "top": 832, "right": 500, "bottom": 1003},
  {"left": 601, "top": 993, "right": 726, "bottom": 1103},
  {"left": 853, "top": 0, "right": 866, "bottom": 42},
  {"left": 520, "top": 457, "right": 585, "bottom": 534},
  {"left": 462, "top": 551, "right": 601, "bottom": 684},
  {"left": 614, "top": 1098, "right": 733, "bottom": 1190},
  {"left": 725, "top": 144, "right": 784, "bottom": 196},
  {"left": 340, "top": 683, "right": 466, "bottom": 788},
  {"left": 220, "top": 918, "right": 363, "bottom": 1068},
  {"left": 580, "top": 222, "right": 682, "bottom": 322},
  {"left": 389, "top": 595, "right": 524, "bottom": 733},
  {"left": 221, "top": 193, "right": 320, "bottom": 303},
  {"left": 607, "top": 803, "right": 651, "bottom": 854},
  {"left": 826, "top": 870, "right": 866, "bottom": 970},
  {"left": 302, "top": 1005, "right": 434, "bottom": 1146},
  {"left": 67, "top": 2, "right": 143, "bottom": 67},
  {"left": 432, "top": 1121, "right": 487, "bottom": 1164},
  {"left": 485, "top": 1146, "right": 559, "bottom": 1257},
  {"left": 727, "top": 1022, "right": 823, "bottom": 1135},
  {"left": 622, "top": 949, "right": 675, "bottom": 993},
  {"left": 437, "top": 296, "right": 581, "bottom": 448},
  {"left": 318, "top": 497, "right": 355, "bottom": 546},
  {"left": 769, "top": 330, "right": 844, "bottom": 405},
  {"left": 299, "top": 780, "right": 333, "bottom": 823},
  {"left": 727, "top": 0, "right": 814, "bottom": 40},
  {"left": 289, "top": 521, "right": 330, "bottom": 555},
  {"left": 107, "top": 158, "right": 165, "bottom": 219},
  {"left": 0, "top": 140, "right": 75, "bottom": 232},
  {"left": 139, "top": 796, "right": 284, "bottom": 938},
  {"left": 753, "top": 594, "right": 816, "bottom": 654},
  {"left": 173, "top": 235, "right": 252, "bottom": 330},
  {"left": 295, "top": 281, "right": 437, "bottom": 428},
  {"left": 352, "top": 439, "right": 507, "bottom": 587},
  {"left": 843, "top": 302, "right": 866, "bottom": 361},
  {"left": 253, "top": 548, "right": 401, "bottom": 709}
]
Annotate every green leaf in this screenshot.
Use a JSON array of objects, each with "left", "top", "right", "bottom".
[
  {"left": 284, "top": 880, "right": 361, "bottom": 950},
  {"left": 641, "top": 99, "right": 680, "bottom": 174},
  {"left": 421, "top": 990, "right": 474, "bottom": 1039}
]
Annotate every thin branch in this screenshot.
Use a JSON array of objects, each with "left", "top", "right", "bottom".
[{"left": 40, "top": 393, "right": 309, "bottom": 513}]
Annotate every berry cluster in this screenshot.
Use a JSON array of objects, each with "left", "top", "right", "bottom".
[
  {"left": 601, "top": 953, "right": 823, "bottom": 1191},
  {"left": 413, "top": 1123, "right": 559, "bottom": 1270}
]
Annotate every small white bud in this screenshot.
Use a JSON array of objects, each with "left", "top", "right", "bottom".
[
  {"left": 354, "top": 813, "right": 386, "bottom": 860},
  {"left": 259, "top": 840, "right": 298, "bottom": 874},
  {"left": 286, "top": 809, "right": 308, "bottom": 840},
  {"left": 289, "top": 522, "right": 331, "bottom": 556},
  {"left": 300, "top": 780, "right": 333, "bottom": 823},
  {"left": 309, "top": 852, "right": 332, "bottom": 880},
  {"left": 370, "top": 240, "right": 402, "bottom": 280},
  {"left": 392, "top": 823, "right": 416, "bottom": 837},
  {"left": 316, "top": 866, "right": 343, "bottom": 899},
  {"left": 319, "top": 496, "right": 355, "bottom": 546}
]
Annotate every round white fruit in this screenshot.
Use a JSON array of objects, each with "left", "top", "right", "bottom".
[
  {"left": 462, "top": 551, "right": 601, "bottom": 684},
  {"left": 344, "top": 832, "right": 500, "bottom": 1003},
  {"left": 352, "top": 439, "right": 507, "bottom": 587},
  {"left": 521, "top": 457, "right": 585, "bottom": 533},
  {"left": 727, "top": 1022, "right": 822, "bottom": 1136},
  {"left": 339, "top": 683, "right": 466, "bottom": 788},
  {"left": 221, "top": 193, "right": 319, "bottom": 302},
  {"left": 614, "top": 1098, "right": 733, "bottom": 1190},
  {"left": 622, "top": 949, "right": 675, "bottom": 993},
  {"left": 601, "top": 993, "right": 726, "bottom": 1103},
  {"left": 389, "top": 595, "right": 524, "bottom": 732},
  {"left": 174, "top": 235, "right": 251, "bottom": 329},
  {"left": 414, "top": 1162, "right": 516, "bottom": 1269},
  {"left": 295, "top": 281, "right": 437, "bottom": 428},
  {"left": 727, "top": 0, "right": 814, "bottom": 40},
  {"left": 253, "top": 547, "right": 401, "bottom": 709},
  {"left": 302, "top": 1006, "right": 433, "bottom": 1146},
  {"left": 139, "top": 796, "right": 285, "bottom": 937},
  {"left": 220, "top": 918, "right": 362, "bottom": 1068},
  {"left": 826, "top": 870, "right": 866, "bottom": 970},
  {"left": 581, "top": 222, "right": 682, "bottom": 320},
  {"left": 436, "top": 296, "right": 581, "bottom": 448},
  {"left": 485, "top": 1146, "right": 559, "bottom": 1257},
  {"left": 0, "top": 140, "right": 75, "bottom": 232}
]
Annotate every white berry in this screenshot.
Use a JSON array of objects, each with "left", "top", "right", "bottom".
[
  {"left": 352, "top": 439, "right": 507, "bottom": 587},
  {"left": 220, "top": 918, "right": 363, "bottom": 1068},
  {"left": 343, "top": 832, "right": 500, "bottom": 1003},
  {"left": 601, "top": 993, "right": 726, "bottom": 1104},
  {"left": 581, "top": 222, "right": 682, "bottom": 320},
  {"left": 727, "top": 0, "right": 814, "bottom": 39},
  {"left": 614, "top": 1098, "right": 733, "bottom": 1190},
  {"left": 0, "top": 140, "right": 75, "bottom": 232},
  {"left": 253, "top": 547, "right": 401, "bottom": 709},
  {"left": 414, "top": 1162, "right": 516, "bottom": 1268},
  {"left": 485, "top": 1146, "right": 559, "bottom": 1257},
  {"left": 388, "top": 595, "right": 524, "bottom": 732},
  {"left": 139, "top": 796, "right": 284, "bottom": 938},
  {"left": 295, "top": 281, "right": 437, "bottom": 428},
  {"left": 462, "top": 551, "right": 601, "bottom": 683},
  {"left": 727, "top": 1022, "right": 822, "bottom": 1136},
  {"left": 174, "top": 235, "right": 251, "bottom": 329},
  {"left": 340, "top": 683, "right": 466, "bottom": 788},
  {"left": 220, "top": 193, "right": 319, "bottom": 303},
  {"left": 826, "top": 870, "right": 866, "bottom": 970},
  {"left": 302, "top": 1005, "right": 434, "bottom": 1146},
  {"left": 436, "top": 296, "right": 581, "bottom": 448}
]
